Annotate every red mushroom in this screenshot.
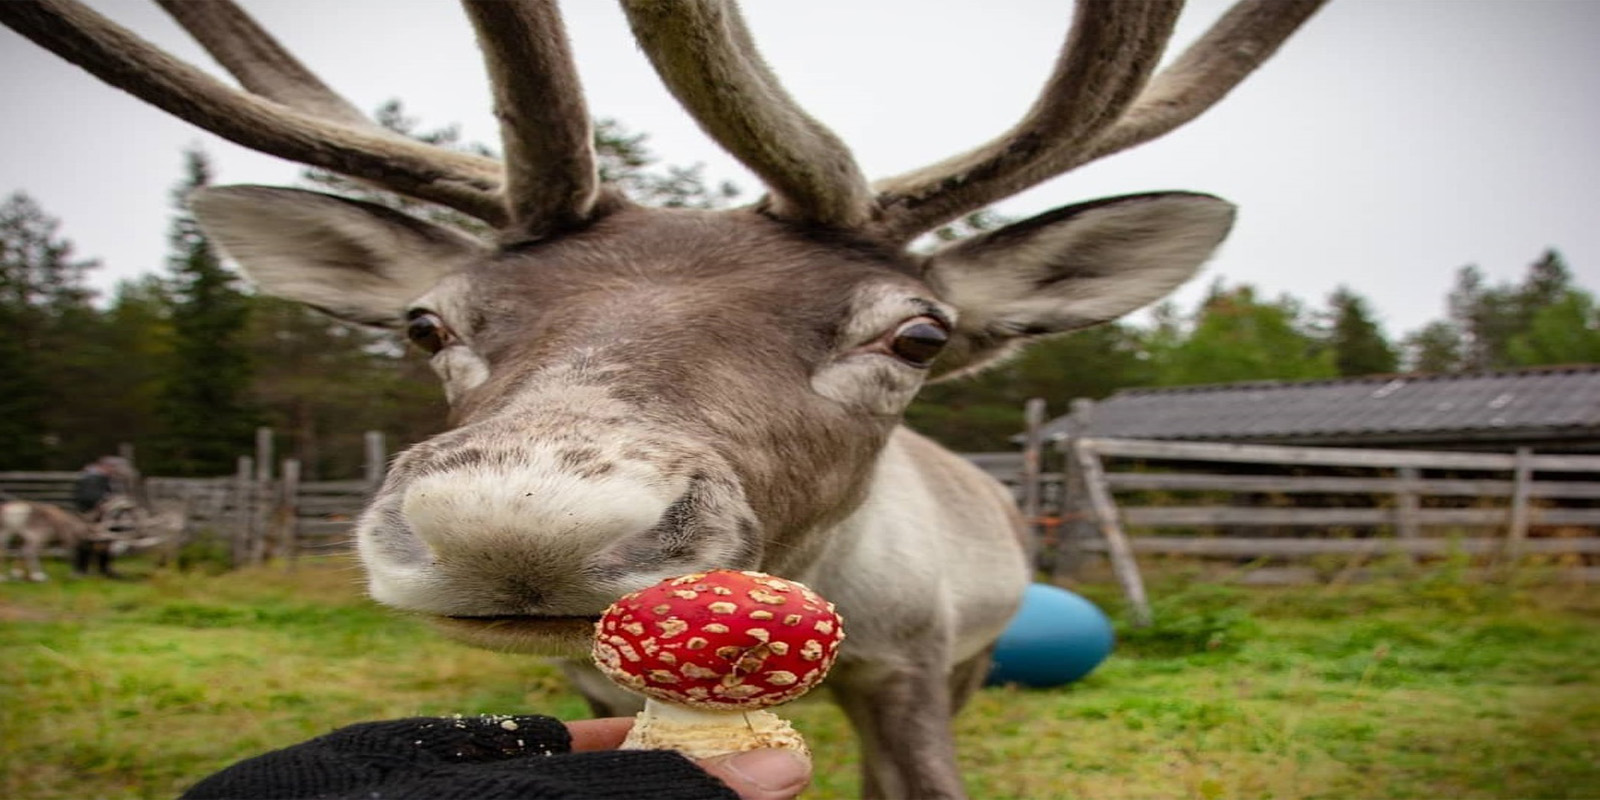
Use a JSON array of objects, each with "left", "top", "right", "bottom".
[{"left": 592, "top": 569, "right": 845, "bottom": 758}]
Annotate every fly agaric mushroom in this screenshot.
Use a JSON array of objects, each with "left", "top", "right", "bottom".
[{"left": 591, "top": 569, "right": 845, "bottom": 759}]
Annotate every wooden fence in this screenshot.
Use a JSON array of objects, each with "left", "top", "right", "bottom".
[
  {"left": 0, "top": 431, "right": 386, "bottom": 569},
  {"left": 964, "top": 405, "right": 1600, "bottom": 624},
  {"left": 1044, "top": 437, "right": 1600, "bottom": 622}
]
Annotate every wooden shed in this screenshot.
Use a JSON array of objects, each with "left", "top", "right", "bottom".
[{"left": 1039, "top": 365, "right": 1600, "bottom": 453}]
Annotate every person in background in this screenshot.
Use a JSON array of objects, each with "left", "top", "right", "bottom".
[{"left": 71, "top": 456, "right": 133, "bottom": 578}]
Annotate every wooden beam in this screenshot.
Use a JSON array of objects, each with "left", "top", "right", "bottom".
[
  {"left": 1073, "top": 439, "right": 1151, "bottom": 626},
  {"left": 1394, "top": 466, "right": 1420, "bottom": 562},
  {"left": 1099, "top": 472, "right": 1600, "bottom": 499},
  {"left": 1020, "top": 397, "right": 1047, "bottom": 562},
  {"left": 1086, "top": 437, "right": 1600, "bottom": 473},
  {"left": 1077, "top": 536, "right": 1600, "bottom": 557},
  {"left": 1121, "top": 506, "right": 1600, "bottom": 527},
  {"left": 1506, "top": 447, "right": 1534, "bottom": 562}
]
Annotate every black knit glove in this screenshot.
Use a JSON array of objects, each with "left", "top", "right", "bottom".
[{"left": 180, "top": 715, "right": 738, "bottom": 800}]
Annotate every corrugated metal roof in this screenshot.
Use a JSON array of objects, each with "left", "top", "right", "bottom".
[{"left": 1039, "top": 365, "right": 1600, "bottom": 444}]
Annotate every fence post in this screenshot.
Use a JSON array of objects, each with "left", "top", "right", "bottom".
[
  {"left": 1020, "top": 397, "right": 1047, "bottom": 565},
  {"left": 232, "top": 456, "right": 254, "bottom": 569},
  {"left": 1051, "top": 398, "right": 1096, "bottom": 582},
  {"left": 1506, "top": 447, "right": 1534, "bottom": 563},
  {"left": 1394, "top": 466, "right": 1421, "bottom": 565},
  {"left": 280, "top": 458, "right": 301, "bottom": 569},
  {"left": 255, "top": 428, "right": 275, "bottom": 483},
  {"left": 364, "top": 431, "right": 387, "bottom": 492},
  {"left": 1071, "top": 437, "right": 1152, "bottom": 626}
]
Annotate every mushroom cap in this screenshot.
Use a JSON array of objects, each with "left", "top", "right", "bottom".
[{"left": 592, "top": 570, "right": 845, "bottom": 710}]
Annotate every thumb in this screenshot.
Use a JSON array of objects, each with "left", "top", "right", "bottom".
[{"left": 696, "top": 748, "right": 812, "bottom": 800}]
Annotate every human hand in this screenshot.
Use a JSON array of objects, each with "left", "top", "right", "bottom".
[
  {"left": 569, "top": 717, "right": 813, "bottom": 800},
  {"left": 180, "top": 714, "right": 811, "bottom": 800}
]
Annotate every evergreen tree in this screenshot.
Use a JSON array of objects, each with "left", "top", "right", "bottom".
[
  {"left": 1402, "top": 321, "right": 1463, "bottom": 373},
  {"left": 1324, "top": 286, "right": 1398, "bottom": 376},
  {"left": 1444, "top": 251, "right": 1575, "bottom": 371},
  {"left": 1149, "top": 283, "right": 1337, "bottom": 386},
  {"left": 1506, "top": 289, "right": 1600, "bottom": 366},
  {"left": 0, "top": 192, "right": 101, "bottom": 468},
  {"left": 152, "top": 149, "right": 258, "bottom": 475}
]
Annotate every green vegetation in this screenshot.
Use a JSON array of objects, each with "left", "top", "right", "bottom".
[{"left": 3, "top": 557, "right": 1594, "bottom": 799}]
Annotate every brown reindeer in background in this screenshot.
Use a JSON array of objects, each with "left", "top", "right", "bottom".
[{"left": 2, "top": 1, "right": 1324, "bottom": 796}]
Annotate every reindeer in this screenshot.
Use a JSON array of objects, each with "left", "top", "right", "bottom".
[
  {"left": 0, "top": 495, "right": 185, "bottom": 581},
  {"left": 2, "top": 1, "right": 1324, "bottom": 796},
  {"left": 1, "top": 500, "right": 90, "bottom": 581}
]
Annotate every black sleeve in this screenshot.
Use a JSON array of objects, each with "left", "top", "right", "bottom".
[{"left": 180, "top": 715, "right": 739, "bottom": 800}]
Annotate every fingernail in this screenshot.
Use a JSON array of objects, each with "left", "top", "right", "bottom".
[{"left": 721, "top": 748, "right": 810, "bottom": 791}]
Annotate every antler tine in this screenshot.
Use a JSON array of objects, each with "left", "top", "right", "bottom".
[
  {"left": 873, "top": 0, "right": 1183, "bottom": 242},
  {"left": 153, "top": 0, "right": 369, "bottom": 127},
  {"left": 462, "top": 0, "right": 600, "bottom": 241},
  {"left": 620, "top": 0, "right": 874, "bottom": 229},
  {"left": 875, "top": 0, "right": 1327, "bottom": 242},
  {"left": 0, "top": 0, "right": 507, "bottom": 225},
  {"left": 1079, "top": 0, "right": 1328, "bottom": 166}
]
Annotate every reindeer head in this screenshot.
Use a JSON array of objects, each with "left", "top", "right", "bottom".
[{"left": 3, "top": 0, "right": 1323, "bottom": 653}]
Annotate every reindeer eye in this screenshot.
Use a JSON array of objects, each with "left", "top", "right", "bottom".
[
  {"left": 887, "top": 317, "right": 949, "bottom": 367},
  {"left": 406, "top": 310, "right": 453, "bottom": 354}
]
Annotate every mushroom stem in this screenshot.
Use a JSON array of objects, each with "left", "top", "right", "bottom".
[{"left": 621, "top": 697, "right": 808, "bottom": 759}]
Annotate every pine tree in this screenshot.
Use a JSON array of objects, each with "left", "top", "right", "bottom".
[
  {"left": 151, "top": 148, "right": 259, "bottom": 475},
  {"left": 1150, "top": 283, "right": 1337, "bottom": 386},
  {"left": 1402, "top": 321, "right": 1463, "bottom": 374},
  {"left": 1507, "top": 289, "right": 1600, "bottom": 366},
  {"left": 0, "top": 192, "right": 100, "bottom": 468},
  {"left": 1325, "top": 286, "right": 1398, "bottom": 376},
  {"left": 1444, "top": 252, "right": 1576, "bottom": 371}
]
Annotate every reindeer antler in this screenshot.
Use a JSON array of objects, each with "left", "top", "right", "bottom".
[
  {"left": 0, "top": 0, "right": 603, "bottom": 239},
  {"left": 462, "top": 0, "right": 599, "bottom": 241},
  {"left": 1, "top": 0, "right": 1326, "bottom": 242},
  {"left": 619, "top": 0, "right": 874, "bottom": 229},
  {"left": 872, "top": 0, "right": 1328, "bottom": 241},
  {"left": 0, "top": 0, "right": 511, "bottom": 225},
  {"left": 152, "top": 0, "right": 369, "bottom": 127}
]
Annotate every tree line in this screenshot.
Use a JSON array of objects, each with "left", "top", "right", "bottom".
[{"left": 3, "top": 108, "right": 1594, "bottom": 473}]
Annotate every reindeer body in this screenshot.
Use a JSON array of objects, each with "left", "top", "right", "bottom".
[
  {"left": 3, "top": 2, "right": 1325, "bottom": 796},
  {"left": 1, "top": 501, "right": 90, "bottom": 581}
]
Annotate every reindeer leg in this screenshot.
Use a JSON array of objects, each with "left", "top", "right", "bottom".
[
  {"left": 831, "top": 660, "right": 969, "bottom": 800},
  {"left": 948, "top": 645, "right": 995, "bottom": 713},
  {"left": 23, "top": 537, "right": 48, "bottom": 582}
]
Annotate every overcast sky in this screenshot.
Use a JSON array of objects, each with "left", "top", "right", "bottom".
[{"left": 3, "top": 0, "right": 1597, "bottom": 339}]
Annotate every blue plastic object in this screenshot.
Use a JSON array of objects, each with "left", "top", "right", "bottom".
[{"left": 985, "top": 583, "right": 1115, "bottom": 688}]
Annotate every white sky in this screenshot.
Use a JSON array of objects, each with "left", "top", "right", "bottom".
[{"left": 3, "top": 0, "right": 1598, "bottom": 339}]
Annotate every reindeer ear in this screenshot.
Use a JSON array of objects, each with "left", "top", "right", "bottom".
[
  {"left": 189, "top": 185, "right": 488, "bottom": 327},
  {"left": 923, "top": 192, "right": 1234, "bottom": 378}
]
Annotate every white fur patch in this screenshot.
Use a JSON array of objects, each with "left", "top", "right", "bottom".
[
  {"left": 400, "top": 452, "right": 685, "bottom": 561},
  {"left": 432, "top": 347, "right": 490, "bottom": 402}
]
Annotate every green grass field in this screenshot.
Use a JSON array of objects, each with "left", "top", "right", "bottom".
[{"left": 2, "top": 555, "right": 1596, "bottom": 799}]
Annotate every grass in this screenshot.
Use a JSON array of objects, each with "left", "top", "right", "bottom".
[{"left": 2, "top": 555, "right": 1596, "bottom": 799}]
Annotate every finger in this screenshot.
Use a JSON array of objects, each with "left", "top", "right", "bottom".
[
  {"left": 696, "top": 749, "right": 812, "bottom": 800},
  {"left": 564, "top": 717, "right": 635, "bottom": 751}
]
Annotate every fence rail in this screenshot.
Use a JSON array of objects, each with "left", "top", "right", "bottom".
[
  {"left": 1033, "top": 434, "right": 1600, "bottom": 622},
  {"left": 0, "top": 431, "right": 386, "bottom": 569}
]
